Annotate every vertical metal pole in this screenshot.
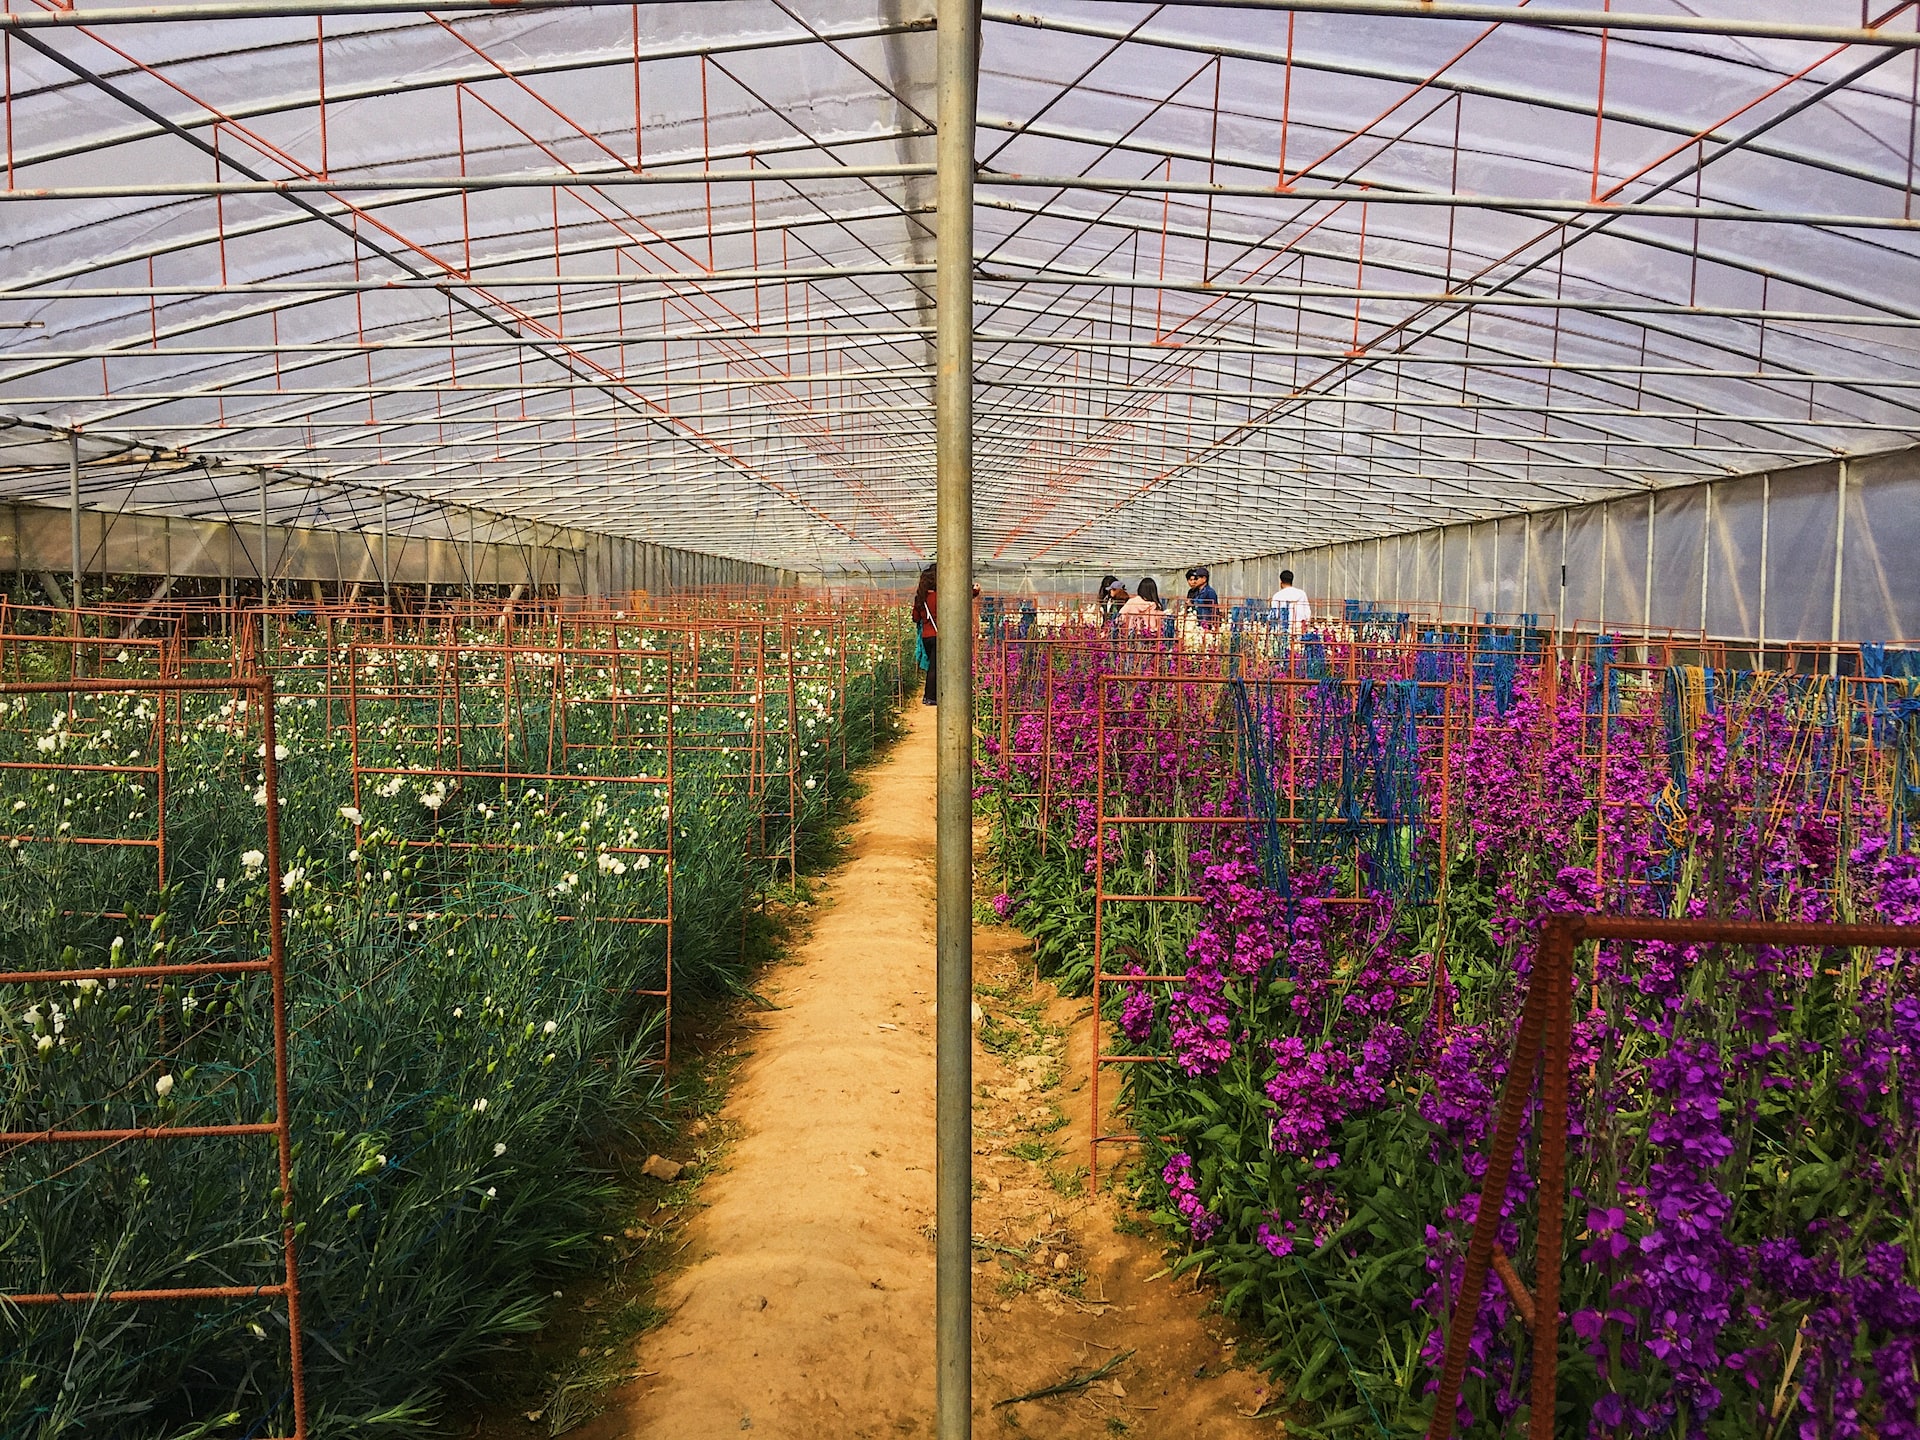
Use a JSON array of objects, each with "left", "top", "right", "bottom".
[
  {"left": 934, "top": 0, "right": 978, "bottom": 1433},
  {"left": 1598, "top": 503, "right": 1609, "bottom": 629},
  {"left": 1701, "top": 481, "right": 1713, "bottom": 641},
  {"left": 1830, "top": 458, "right": 1848, "bottom": 674},
  {"left": 1642, "top": 489, "right": 1655, "bottom": 638},
  {"left": 379, "top": 485, "right": 391, "bottom": 603},
  {"left": 1757, "top": 472, "right": 1771, "bottom": 664},
  {"left": 260, "top": 468, "right": 271, "bottom": 604},
  {"left": 67, "top": 432, "right": 81, "bottom": 633}
]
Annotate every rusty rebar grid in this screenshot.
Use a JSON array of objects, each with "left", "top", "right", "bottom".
[
  {"left": 0, "top": 673, "right": 308, "bottom": 1440},
  {"left": 1426, "top": 913, "right": 1920, "bottom": 1440}
]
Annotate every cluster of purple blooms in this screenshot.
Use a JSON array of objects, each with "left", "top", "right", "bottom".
[{"left": 985, "top": 645, "right": 1920, "bottom": 1437}]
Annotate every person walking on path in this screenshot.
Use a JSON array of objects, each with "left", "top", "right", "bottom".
[
  {"left": 911, "top": 564, "right": 939, "bottom": 706},
  {"left": 1270, "top": 569, "right": 1312, "bottom": 631},
  {"left": 1184, "top": 566, "right": 1220, "bottom": 630}
]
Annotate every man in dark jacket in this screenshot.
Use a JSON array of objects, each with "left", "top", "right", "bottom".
[{"left": 1184, "top": 566, "right": 1220, "bottom": 630}]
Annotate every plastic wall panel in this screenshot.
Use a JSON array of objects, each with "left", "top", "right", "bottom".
[
  {"left": 1494, "top": 515, "right": 1528, "bottom": 615},
  {"left": 1765, "top": 462, "right": 1841, "bottom": 643},
  {"left": 1842, "top": 451, "right": 1920, "bottom": 641},
  {"left": 2, "top": 502, "right": 778, "bottom": 595},
  {"left": 1705, "top": 479, "right": 1762, "bottom": 639},
  {"left": 1414, "top": 527, "right": 1442, "bottom": 604},
  {"left": 1461, "top": 523, "right": 1490, "bottom": 613},
  {"left": 1651, "top": 485, "right": 1708, "bottom": 634},
  {"left": 1383, "top": 533, "right": 1412, "bottom": 603},
  {"left": 1439, "top": 525, "right": 1467, "bottom": 609},
  {"left": 1525, "top": 510, "right": 1562, "bottom": 621},
  {"left": 1563, "top": 504, "right": 1606, "bottom": 627},
  {"left": 1605, "top": 495, "right": 1651, "bottom": 628}
]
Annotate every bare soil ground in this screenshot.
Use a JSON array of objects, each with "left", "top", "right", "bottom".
[{"left": 546, "top": 709, "right": 1279, "bottom": 1438}]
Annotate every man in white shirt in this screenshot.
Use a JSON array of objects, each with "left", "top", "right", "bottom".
[{"left": 1270, "top": 570, "right": 1312, "bottom": 630}]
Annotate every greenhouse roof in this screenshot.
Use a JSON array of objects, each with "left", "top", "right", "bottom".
[{"left": 3, "top": 0, "right": 1919, "bottom": 572}]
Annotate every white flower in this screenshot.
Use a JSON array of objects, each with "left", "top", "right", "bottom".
[
  {"left": 472, "top": 1098, "right": 489, "bottom": 1113},
  {"left": 452, "top": 1007, "right": 464, "bottom": 1019},
  {"left": 806, "top": 778, "right": 817, "bottom": 790},
  {"left": 493, "top": 1141, "right": 507, "bottom": 1157},
  {"left": 281, "top": 867, "right": 306, "bottom": 894},
  {"left": 154, "top": 1073, "right": 174, "bottom": 1097},
  {"left": 10, "top": 800, "right": 24, "bottom": 813},
  {"left": 76, "top": 978, "right": 98, "bottom": 994},
  {"left": 376, "top": 1153, "right": 388, "bottom": 1168},
  {"left": 636, "top": 853, "right": 652, "bottom": 870},
  {"left": 251, "top": 786, "right": 268, "bottom": 807},
  {"left": 36, "top": 1034, "right": 54, "bottom": 1054},
  {"left": 339, "top": 805, "right": 363, "bottom": 825},
  {"left": 542, "top": 1019, "right": 558, "bottom": 1035},
  {"left": 115, "top": 649, "right": 129, "bottom": 664},
  {"left": 215, "top": 877, "right": 227, "bottom": 893},
  {"left": 241, "top": 849, "right": 265, "bottom": 872},
  {"left": 256, "top": 743, "right": 289, "bottom": 762},
  {"left": 34, "top": 734, "right": 57, "bottom": 753},
  {"left": 484, "top": 1186, "right": 497, "bottom": 1199}
]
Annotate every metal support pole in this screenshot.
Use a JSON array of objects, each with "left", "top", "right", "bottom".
[
  {"left": 1830, "top": 458, "right": 1848, "bottom": 674},
  {"left": 379, "top": 485, "right": 391, "bottom": 602},
  {"left": 259, "top": 469, "right": 271, "bottom": 602},
  {"left": 68, "top": 432, "right": 81, "bottom": 630},
  {"left": 934, "top": 0, "right": 978, "bottom": 1434},
  {"left": 1757, "top": 472, "right": 1771, "bottom": 663}
]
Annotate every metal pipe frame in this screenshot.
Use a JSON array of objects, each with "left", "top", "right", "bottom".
[
  {"left": 1427, "top": 911, "right": 1920, "bottom": 1440},
  {"left": 3, "top": 1, "right": 1920, "bottom": 575},
  {"left": 934, "top": 0, "right": 978, "bottom": 1432}
]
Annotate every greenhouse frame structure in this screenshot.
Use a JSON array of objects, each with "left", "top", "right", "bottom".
[
  {"left": 2, "top": 0, "right": 1918, "bottom": 616},
  {"left": 6, "top": 3, "right": 1920, "bottom": 1437}
]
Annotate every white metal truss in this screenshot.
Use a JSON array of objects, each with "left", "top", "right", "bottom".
[{"left": 3, "top": 0, "right": 1919, "bottom": 573}]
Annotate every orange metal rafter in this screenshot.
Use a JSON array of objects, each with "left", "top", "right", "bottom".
[
  {"left": 1023, "top": 11, "right": 1920, "bottom": 559},
  {"left": 25, "top": 13, "right": 885, "bottom": 550},
  {"left": 435, "top": 36, "right": 923, "bottom": 550},
  {"left": 989, "top": 76, "right": 1469, "bottom": 552}
]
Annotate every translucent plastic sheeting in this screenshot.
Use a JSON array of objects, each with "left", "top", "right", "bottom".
[
  {"left": 1649, "top": 482, "right": 1707, "bottom": 631},
  {"left": 1705, "top": 474, "right": 1764, "bottom": 639},
  {"left": 2, "top": 1, "right": 1920, "bottom": 573},
  {"left": 1846, "top": 450, "right": 1920, "bottom": 640},
  {"left": 1764, "top": 462, "right": 1842, "bottom": 643},
  {"left": 1267, "top": 445, "right": 1920, "bottom": 644},
  {"left": 1604, "top": 494, "right": 1650, "bottom": 629}
]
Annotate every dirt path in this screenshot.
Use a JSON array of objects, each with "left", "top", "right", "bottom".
[{"left": 585, "top": 710, "right": 1275, "bottom": 1438}]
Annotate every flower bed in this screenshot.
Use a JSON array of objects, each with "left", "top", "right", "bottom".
[
  {"left": 1, "top": 610, "right": 910, "bottom": 1438},
  {"left": 983, "top": 631, "right": 1920, "bottom": 1437}
]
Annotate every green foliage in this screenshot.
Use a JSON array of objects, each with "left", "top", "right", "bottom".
[{"left": 0, "top": 623, "right": 909, "bottom": 1439}]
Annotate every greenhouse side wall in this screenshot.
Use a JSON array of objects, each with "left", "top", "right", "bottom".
[
  {"left": 1, "top": 500, "right": 792, "bottom": 596},
  {"left": 1231, "top": 446, "right": 1920, "bottom": 645}
]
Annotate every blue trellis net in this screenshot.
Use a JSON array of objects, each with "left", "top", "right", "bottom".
[{"left": 1231, "top": 671, "right": 1428, "bottom": 907}]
